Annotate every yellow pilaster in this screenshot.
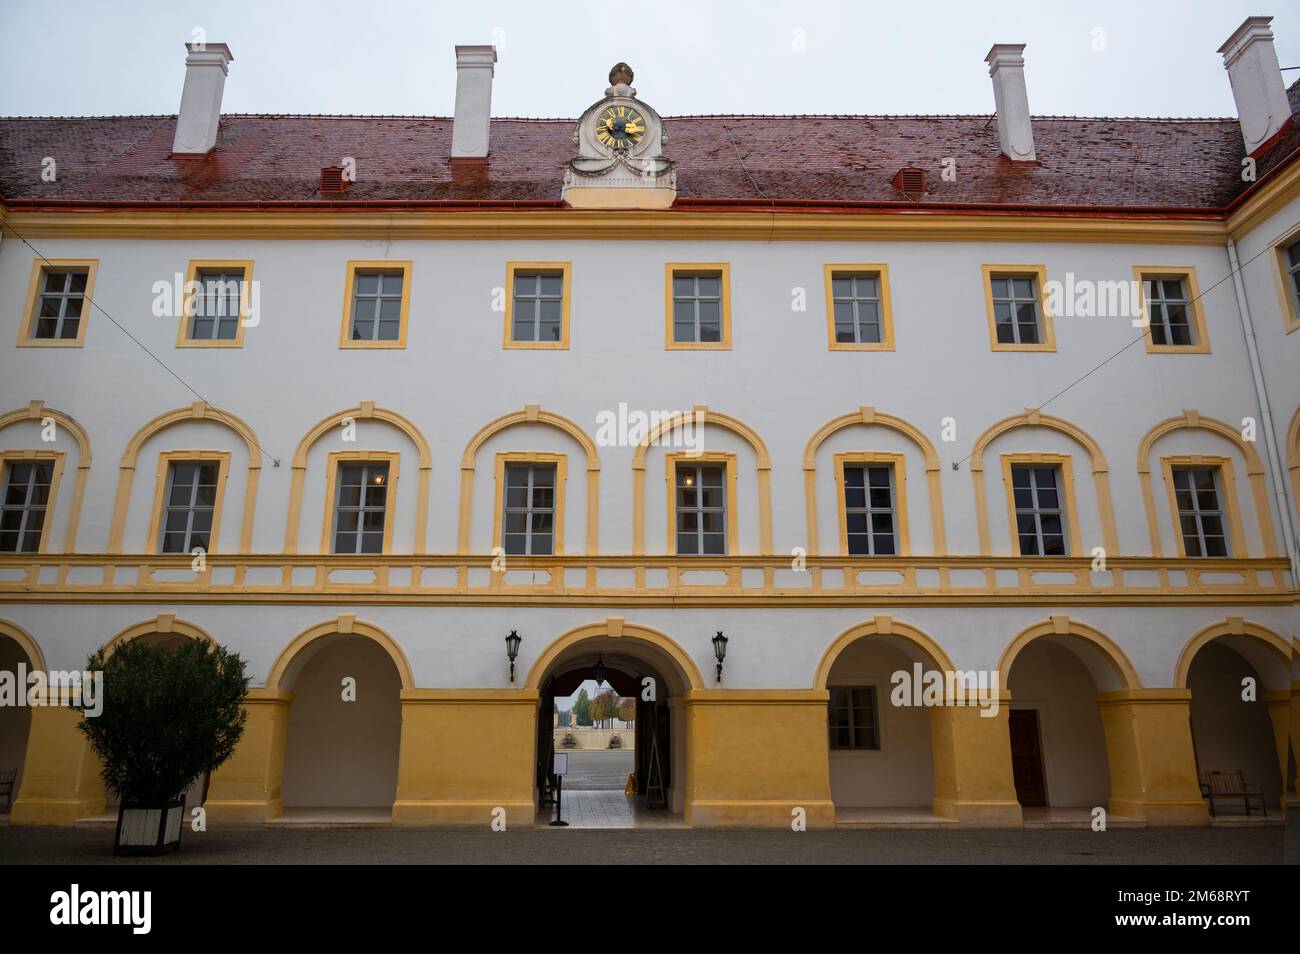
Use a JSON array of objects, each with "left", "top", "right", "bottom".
[
  {"left": 391, "top": 688, "right": 538, "bottom": 827},
  {"left": 929, "top": 694, "right": 1023, "bottom": 827},
  {"left": 10, "top": 703, "right": 105, "bottom": 826},
  {"left": 1096, "top": 689, "right": 1209, "bottom": 826},
  {"left": 683, "top": 689, "right": 835, "bottom": 828},
  {"left": 1263, "top": 690, "right": 1291, "bottom": 813},
  {"left": 204, "top": 689, "right": 292, "bottom": 824}
]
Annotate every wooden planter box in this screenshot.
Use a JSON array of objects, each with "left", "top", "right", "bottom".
[{"left": 114, "top": 800, "right": 185, "bottom": 856}]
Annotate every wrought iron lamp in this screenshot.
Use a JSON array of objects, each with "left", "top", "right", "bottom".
[
  {"left": 712, "top": 630, "right": 729, "bottom": 684},
  {"left": 505, "top": 630, "right": 522, "bottom": 683}
]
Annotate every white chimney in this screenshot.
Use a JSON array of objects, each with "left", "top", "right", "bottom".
[
  {"left": 1218, "top": 16, "right": 1292, "bottom": 154},
  {"left": 172, "top": 42, "right": 234, "bottom": 156},
  {"left": 985, "top": 43, "right": 1036, "bottom": 162},
  {"left": 451, "top": 45, "right": 497, "bottom": 161}
]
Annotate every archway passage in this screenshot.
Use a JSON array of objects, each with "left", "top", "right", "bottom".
[
  {"left": 821, "top": 631, "right": 953, "bottom": 827},
  {"left": 533, "top": 632, "right": 692, "bottom": 829},
  {"left": 278, "top": 635, "right": 402, "bottom": 823},
  {"left": 0, "top": 634, "right": 36, "bottom": 814},
  {"left": 1184, "top": 634, "right": 1290, "bottom": 819},
  {"left": 1004, "top": 635, "right": 1122, "bottom": 825}
]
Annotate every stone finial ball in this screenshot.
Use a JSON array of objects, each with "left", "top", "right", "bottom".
[{"left": 609, "top": 63, "right": 634, "bottom": 86}]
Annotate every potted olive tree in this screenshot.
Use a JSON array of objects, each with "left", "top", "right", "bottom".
[{"left": 78, "top": 639, "right": 248, "bottom": 855}]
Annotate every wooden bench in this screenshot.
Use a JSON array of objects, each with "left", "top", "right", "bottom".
[
  {"left": 1198, "top": 770, "right": 1266, "bottom": 817},
  {"left": 0, "top": 769, "right": 16, "bottom": 812}
]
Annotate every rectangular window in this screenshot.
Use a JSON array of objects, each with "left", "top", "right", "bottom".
[
  {"left": 1141, "top": 276, "right": 1193, "bottom": 346},
  {"left": 842, "top": 464, "right": 897, "bottom": 556},
  {"left": 503, "top": 263, "right": 570, "bottom": 349},
  {"left": 31, "top": 268, "right": 89, "bottom": 341},
  {"left": 828, "top": 686, "right": 879, "bottom": 750},
  {"left": 1011, "top": 464, "right": 1068, "bottom": 556},
  {"left": 332, "top": 461, "right": 390, "bottom": 554},
  {"left": 511, "top": 272, "right": 565, "bottom": 343},
  {"left": 666, "top": 264, "right": 731, "bottom": 349},
  {"left": 189, "top": 268, "right": 245, "bottom": 341},
  {"left": 828, "top": 270, "right": 890, "bottom": 346},
  {"left": 675, "top": 462, "right": 727, "bottom": 555},
  {"left": 502, "top": 463, "right": 556, "bottom": 556},
  {"left": 1278, "top": 239, "right": 1300, "bottom": 332},
  {"left": 0, "top": 461, "right": 53, "bottom": 553},
  {"left": 18, "top": 259, "right": 98, "bottom": 348},
  {"left": 672, "top": 273, "right": 723, "bottom": 344},
  {"left": 1133, "top": 267, "right": 1211, "bottom": 353},
  {"left": 339, "top": 261, "right": 412, "bottom": 348},
  {"left": 1172, "top": 466, "right": 1229, "bottom": 557},
  {"left": 159, "top": 460, "right": 220, "bottom": 554},
  {"left": 983, "top": 265, "right": 1054, "bottom": 351},
  {"left": 990, "top": 275, "right": 1042, "bottom": 345},
  {"left": 349, "top": 272, "right": 405, "bottom": 342},
  {"left": 1286, "top": 241, "right": 1300, "bottom": 315}
]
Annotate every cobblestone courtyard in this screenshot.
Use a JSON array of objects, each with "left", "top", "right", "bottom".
[{"left": 2, "top": 823, "right": 1294, "bottom": 865}]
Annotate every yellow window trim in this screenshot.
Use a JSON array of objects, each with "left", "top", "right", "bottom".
[
  {"left": 831, "top": 451, "right": 910, "bottom": 556},
  {"left": 1131, "top": 266, "right": 1211, "bottom": 354},
  {"left": 1159, "top": 455, "right": 1247, "bottom": 558},
  {"left": 1000, "top": 453, "right": 1082, "bottom": 557},
  {"left": 503, "top": 261, "right": 572, "bottom": 350},
  {"left": 321, "top": 450, "right": 401, "bottom": 554},
  {"left": 981, "top": 264, "right": 1056, "bottom": 352},
  {"left": 16, "top": 258, "right": 99, "bottom": 348},
  {"left": 491, "top": 452, "right": 568, "bottom": 555},
  {"left": 823, "top": 264, "right": 895, "bottom": 351},
  {"left": 338, "top": 260, "right": 413, "bottom": 349},
  {"left": 145, "top": 450, "right": 232, "bottom": 554},
  {"left": 665, "top": 263, "right": 732, "bottom": 350},
  {"left": 176, "top": 260, "right": 255, "bottom": 348},
  {"left": 664, "top": 451, "right": 739, "bottom": 555},
  {"left": 0, "top": 449, "right": 67, "bottom": 554},
  {"left": 1269, "top": 224, "right": 1300, "bottom": 335}
]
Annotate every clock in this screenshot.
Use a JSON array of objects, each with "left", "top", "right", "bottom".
[{"left": 594, "top": 105, "right": 646, "bottom": 151}]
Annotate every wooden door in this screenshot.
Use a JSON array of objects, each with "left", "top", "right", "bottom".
[{"left": 1008, "top": 708, "right": 1047, "bottom": 807}]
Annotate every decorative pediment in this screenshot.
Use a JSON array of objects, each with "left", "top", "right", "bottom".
[{"left": 562, "top": 63, "right": 676, "bottom": 209}]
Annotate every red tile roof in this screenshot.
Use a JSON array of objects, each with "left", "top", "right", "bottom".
[{"left": 0, "top": 101, "right": 1294, "bottom": 212}]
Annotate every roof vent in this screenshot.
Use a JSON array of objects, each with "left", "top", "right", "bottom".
[
  {"left": 892, "top": 167, "right": 926, "bottom": 196},
  {"left": 319, "top": 166, "right": 349, "bottom": 194}
]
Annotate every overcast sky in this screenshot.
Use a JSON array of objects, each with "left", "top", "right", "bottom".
[{"left": 1, "top": 1, "right": 1297, "bottom": 119}]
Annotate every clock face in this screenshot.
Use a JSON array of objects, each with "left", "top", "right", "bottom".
[{"left": 595, "top": 105, "right": 646, "bottom": 151}]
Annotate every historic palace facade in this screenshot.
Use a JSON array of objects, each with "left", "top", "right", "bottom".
[{"left": 1, "top": 18, "right": 1298, "bottom": 829}]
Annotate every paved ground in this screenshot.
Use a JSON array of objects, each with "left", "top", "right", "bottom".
[
  {"left": 557, "top": 749, "right": 634, "bottom": 790},
  {"left": 1, "top": 824, "right": 1293, "bottom": 865}
]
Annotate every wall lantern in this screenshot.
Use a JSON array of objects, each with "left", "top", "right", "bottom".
[
  {"left": 712, "top": 631, "right": 729, "bottom": 684},
  {"left": 505, "top": 630, "right": 522, "bottom": 683}
]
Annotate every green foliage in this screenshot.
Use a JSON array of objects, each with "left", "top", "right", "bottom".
[
  {"left": 574, "top": 687, "right": 592, "bottom": 726},
  {"left": 77, "top": 640, "right": 249, "bottom": 804}
]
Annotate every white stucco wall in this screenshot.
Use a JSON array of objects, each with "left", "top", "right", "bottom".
[{"left": 0, "top": 233, "right": 1294, "bottom": 696}]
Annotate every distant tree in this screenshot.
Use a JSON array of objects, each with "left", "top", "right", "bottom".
[
  {"left": 617, "top": 697, "right": 636, "bottom": 725},
  {"left": 574, "top": 688, "right": 592, "bottom": 726},
  {"left": 556, "top": 708, "right": 571, "bottom": 727},
  {"left": 593, "top": 688, "right": 620, "bottom": 728}
]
